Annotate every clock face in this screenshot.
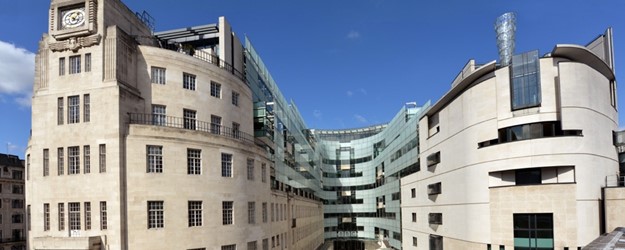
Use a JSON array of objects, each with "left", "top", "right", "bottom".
[{"left": 60, "top": 7, "right": 86, "bottom": 29}]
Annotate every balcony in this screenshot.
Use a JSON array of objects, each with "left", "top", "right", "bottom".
[
  {"left": 161, "top": 43, "right": 245, "bottom": 82},
  {"left": 128, "top": 113, "right": 255, "bottom": 145}
]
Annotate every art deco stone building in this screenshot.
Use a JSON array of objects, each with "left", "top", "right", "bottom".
[
  {"left": 401, "top": 29, "right": 622, "bottom": 249},
  {"left": 26, "top": 0, "right": 323, "bottom": 249},
  {"left": 0, "top": 154, "right": 26, "bottom": 250}
]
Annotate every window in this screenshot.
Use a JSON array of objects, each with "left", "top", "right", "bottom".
[
  {"left": 68, "top": 95, "right": 80, "bottom": 124},
  {"left": 232, "top": 91, "right": 239, "bottom": 106},
  {"left": 12, "top": 200, "right": 23, "bottom": 209},
  {"left": 411, "top": 188, "right": 416, "bottom": 198},
  {"left": 428, "top": 213, "right": 443, "bottom": 225},
  {"left": 84, "top": 53, "right": 91, "bottom": 72},
  {"left": 27, "top": 205, "right": 31, "bottom": 230},
  {"left": 248, "top": 202, "right": 255, "bottom": 224},
  {"left": 427, "top": 182, "right": 442, "bottom": 195},
  {"left": 69, "top": 55, "right": 81, "bottom": 74},
  {"left": 188, "top": 201, "right": 202, "bottom": 227},
  {"left": 83, "top": 145, "right": 90, "bottom": 173},
  {"left": 184, "top": 109, "right": 196, "bottom": 130},
  {"left": 26, "top": 154, "right": 30, "bottom": 180},
  {"left": 59, "top": 57, "right": 65, "bottom": 76},
  {"left": 427, "top": 152, "right": 441, "bottom": 167},
  {"left": 412, "top": 212, "right": 417, "bottom": 222},
  {"left": 262, "top": 202, "right": 267, "bottom": 223},
  {"left": 151, "top": 67, "right": 166, "bottom": 84},
  {"left": 429, "top": 234, "right": 443, "bottom": 250},
  {"left": 221, "top": 153, "right": 232, "bottom": 177},
  {"left": 211, "top": 115, "right": 222, "bottom": 134},
  {"left": 43, "top": 203, "right": 50, "bottom": 231},
  {"left": 152, "top": 105, "right": 166, "bottom": 126},
  {"left": 43, "top": 149, "right": 49, "bottom": 176},
  {"left": 515, "top": 168, "right": 542, "bottom": 185},
  {"left": 68, "top": 146, "right": 80, "bottom": 174},
  {"left": 610, "top": 80, "right": 617, "bottom": 108},
  {"left": 147, "top": 201, "right": 164, "bottom": 229},
  {"left": 68, "top": 203, "right": 80, "bottom": 230},
  {"left": 57, "top": 147, "right": 64, "bottom": 175},
  {"left": 513, "top": 213, "right": 553, "bottom": 250},
  {"left": 211, "top": 81, "right": 221, "bottom": 98},
  {"left": 12, "top": 185, "right": 23, "bottom": 194},
  {"left": 271, "top": 203, "right": 274, "bottom": 222},
  {"left": 261, "top": 163, "right": 267, "bottom": 183},
  {"left": 84, "top": 202, "right": 91, "bottom": 230},
  {"left": 11, "top": 214, "right": 22, "bottom": 223},
  {"left": 57, "top": 97, "right": 64, "bottom": 125},
  {"left": 221, "top": 245, "right": 235, "bottom": 250},
  {"left": 413, "top": 236, "right": 418, "bottom": 247},
  {"left": 222, "top": 201, "right": 233, "bottom": 225},
  {"left": 100, "top": 201, "right": 107, "bottom": 230},
  {"left": 232, "top": 122, "right": 240, "bottom": 138},
  {"left": 58, "top": 203, "right": 65, "bottom": 231},
  {"left": 146, "top": 145, "right": 163, "bottom": 173},
  {"left": 262, "top": 239, "right": 268, "bottom": 250},
  {"left": 510, "top": 50, "right": 541, "bottom": 110},
  {"left": 247, "top": 241, "right": 257, "bottom": 250},
  {"left": 393, "top": 232, "right": 402, "bottom": 241},
  {"left": 83, "top": 94, "right": 90, "bottom": 122},
  {"left": 187, "top": 149, "right": 201, "bottom": 175},
  {"left": 183, "top": 73, "right": 196, "bottom": 90},
  {"left": 99, "top": 144, "right": 106, "bottom": 173},
  {"left": 247, "top": 158, "right": 254, "bottom": 181}
]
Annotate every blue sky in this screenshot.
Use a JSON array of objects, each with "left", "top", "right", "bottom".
[{"left": 0, "top": 0, "right": 624, "bottom": 157}]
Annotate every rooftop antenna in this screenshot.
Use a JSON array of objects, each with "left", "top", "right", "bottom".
[{"left": 494, "top": 12, "right": 516, "bottom": 66}]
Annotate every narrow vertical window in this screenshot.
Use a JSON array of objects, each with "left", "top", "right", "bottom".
[
  {"left": 248, "top": 202, "right": 255, "bottom": 224},
  {"left": 43, "top": 149, "right": 49, "bottom": 176},
  {"left": 183, "top": 109, "right": 196, "bottom": 130},
  {"left": 68, "top": 146, "right": 80, "bottom": 174},
  {"left": 610, "top": 80, "right": 617, "bottom": 108},
  {"left": 232, "top": 91, "right": 239, "bottom": 106},
  {"left": 68, "top": 202, "right": 80, "bottom": 230},
  {"left": 59, "top": 57, "right": 65, "bottom": 76},
  {"left": 247, "top": 158, "right": 255, "bottom": 181},
  {"left": 146, "top": 145, "right": 163, "bottom": 173},
  {"left": 84, "top": 202, "right": 91, "bottom": 230},
  {"left": 26, "top": 154, "right": 30, "bottom": 180},
  {"left": 84, "top": 53, "right": 91, "bottom": 72},
  {"left": 57, "top": 97, "right": 64, "bottom": 125},
  {"left": 58, "top": 203, "right": 65, "bottom": 231},
  {"left": 147, "top": 201, "right": 164, "bottom": 229},
  {"left": 210, "top": 115, "right": 222, "bottom": 134},
  {"left": 210, "top": 81, "right": 221, "bottom": 98},
  {"left": 100, "top": 201, "right": 107, "bottom": 230},
  {"left": 151, "top": 105, "right": 166, "bottom": 126},
  {"left": 151, "top": 67, "right": 166, "bottom": 84},
  {"left": 68, "top": 95, "right": 80, "bottom": 124},
  {"left": 183, "top": 73, "right": 196, "bottom": 90},
  {"left": 57, "top": 147, "right": 64, "bottom": 175},
  {"left": 43, "top": 203, "right": 50, "bottom": 231},
  {"left": 261, "top": 163, "right": 266, "bottom": 183},
  {"left": 83, "top": 145, "right": 90, "bottom": 174},
  {"left": 99, "top": 144, "right": 106, "bottom": 173},
  {"left": 262, "top": 202, "right": 267, "bottom": 223},
  {"left": 232, "top": 122, "right": 240, "bottom": 139},
  {"left": 221, "top": 153, "right": 232, "bottom": 177},
  {"left": 69, "top": 55, "right": 81, "bottom": 74},
  {"left": 27, "top": 205, "right": 31, "bottom": 231},
  {"left": 188, "top": 201, "right": 202, "bottom": 227},
  {"left": 187, "top": 149, "right": 201, "bottom": 175},
  {"left": 83, "top": 94, "right": 90, "bottom": 122},
  {"left": 222, "top": 201, "right": 233, "bottom": 225},
  {"left": 510, "top": 50, "right": 541, "bottom": 110}
]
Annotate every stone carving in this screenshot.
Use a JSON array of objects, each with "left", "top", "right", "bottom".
[{"left": 49, "top": 34, "right": 101, "bottom": 52}]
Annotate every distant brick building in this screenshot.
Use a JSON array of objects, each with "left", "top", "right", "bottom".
[{"left": 0, "top": 154, "right": 25, "bottom": 250}]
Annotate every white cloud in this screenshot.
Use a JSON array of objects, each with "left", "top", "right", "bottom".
[
  {"left": 354, "top": 114, "right": 368, "bottom": 123},
  {"left": 346, "top": 90, "right": 353, "bottom": 97},
  {"left": 313, "top": 109, "right": 323, "bottom": 119},
  {"left": 347, "top": 30, "right": 361, "bottom": 39},
  {"left": 0, "top": 40, "right": 35, "bottom": 106},
  {"left": 359, "top": 88, "right": 367, "bottom": 95}
]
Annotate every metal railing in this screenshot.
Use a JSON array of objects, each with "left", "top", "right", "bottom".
[
  {"left": 128, "top": 113, "right": 255, "bottom": 144},
  {"left": 606, "top": 174, "right": 625, "bottom": 187},
  {"left": 161, "top": 43, "right": 246, "bottom": 82}
]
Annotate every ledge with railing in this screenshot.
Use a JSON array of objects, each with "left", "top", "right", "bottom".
[
  {"left": 606, "top": 174, "right": 625, "bottom": 187},
  {"left": 160, "top": 43, "right": 246, "bottom": 82},
  {"left": 128, "top": 113, "right": 255, "bottom": 144}
]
